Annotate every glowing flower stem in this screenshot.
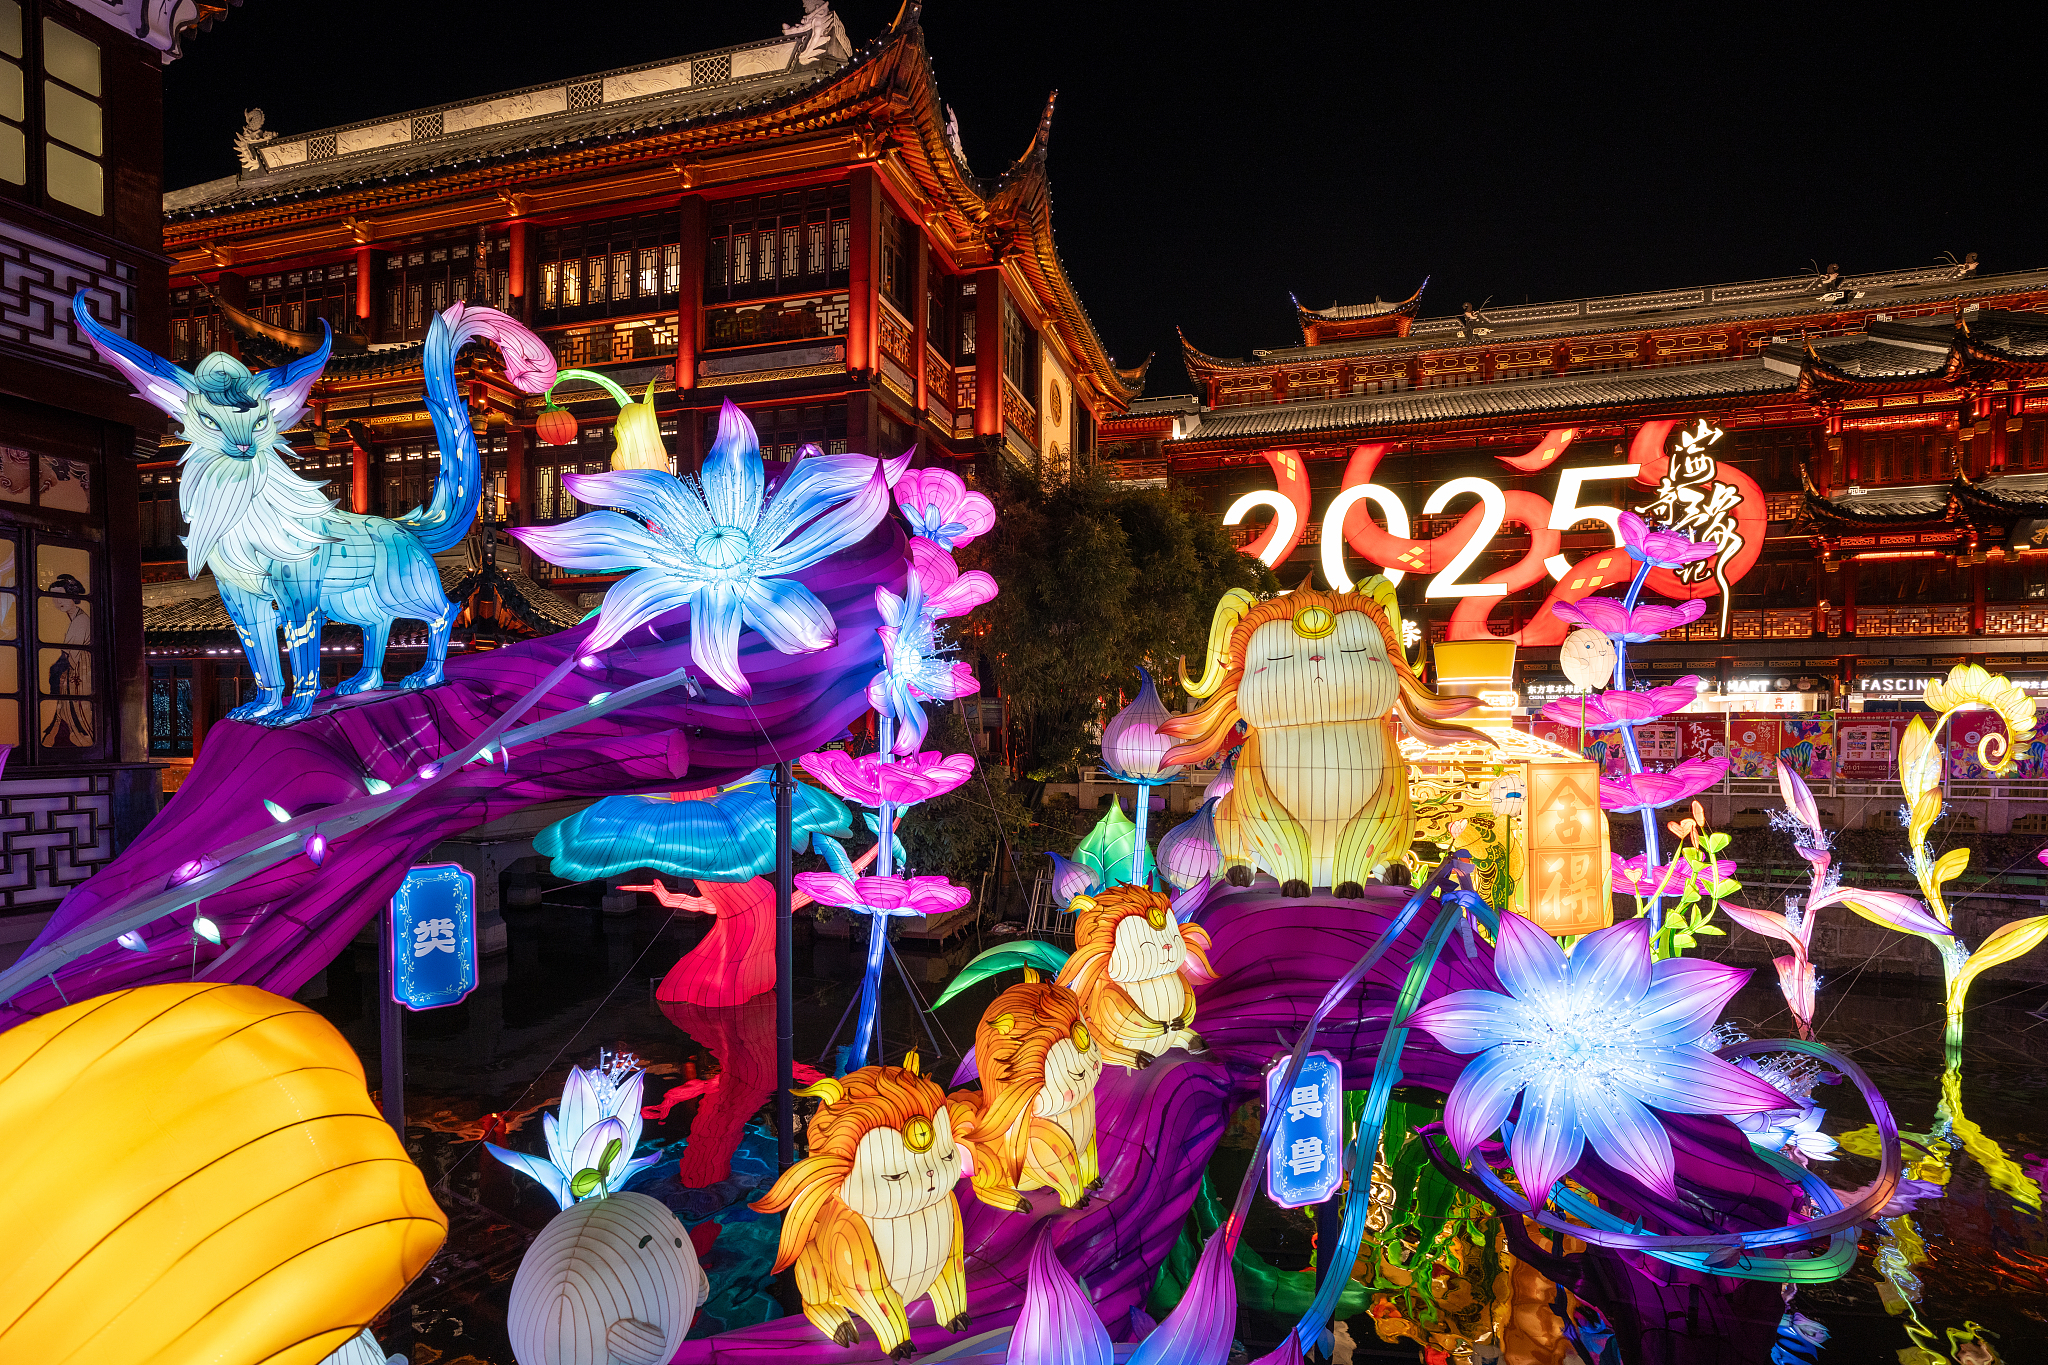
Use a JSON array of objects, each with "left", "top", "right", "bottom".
[
  {"left": 852, "top": 712, "right": 897, "bottom": 1069},
  {"left": 547, "top": 367, "right": 634, "bottom": 409},
  {"left": 1132, "top": 791, "right": 1151, "bottom": 890},
  {"left": 1615, "top": 559, "right": 1667, "bottom": 922}
]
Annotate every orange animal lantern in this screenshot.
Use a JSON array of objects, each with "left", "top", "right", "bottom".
[
  {"left": 947, "top": 975, "right": 1104, "bottom": 1213},
  {"left": 750, "top": 1055, "right": 969, "bottom": 1354},
  {"left": 1054, "top": 885, "right": 1212, "bottom": 1071}
]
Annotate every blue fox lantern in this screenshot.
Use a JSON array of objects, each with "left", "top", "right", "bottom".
[{"left": 73, "top": 292, "right": 557, "bottom": 726}]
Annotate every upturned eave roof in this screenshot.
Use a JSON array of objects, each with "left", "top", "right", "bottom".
[
  {"left": 1178, "top": 264, "right": 2048, "bottom": 378},
  {"left": 162, "top": 7, "right": 1135, "bottom": 411}
]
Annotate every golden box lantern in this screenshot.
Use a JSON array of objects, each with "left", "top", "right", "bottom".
[
  {"left": 1523, "top": 760, "right": 1612, "bottom": 936},
  {"left": 1403, "top": 641, "right": 1612, "bottom": 937}
]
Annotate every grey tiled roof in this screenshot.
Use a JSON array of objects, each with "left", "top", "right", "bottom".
[
  {"left": 1184, "top": 358, "right": 1793, "bottom": 441},
  {"left": 144, "top": 563, "right": 583, "bottom": 645},
  {"left": 1971, "top": 310, "right": 2048, "bottom": 358},
  {"left": 1226, "top": 268, "right": 2048, "bottom": 368},
  {"left": 164, "top": 40, "right": 843, "bottom": 219},
  {"left": 1807, "top": 483, "right": 1953, "bottom": 524},
  {"left": 1804, "top": 337, "right": 1951, "bottom": 379}
]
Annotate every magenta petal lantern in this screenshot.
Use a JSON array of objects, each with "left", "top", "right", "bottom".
[
  {"left": 1541, "top": 677, "right": 1704, "bottom": 730},
  {"left": 1599, "top": 757, "right": 1729, "bottom": 814},
  {"left": 792, "top": 872, "right": 970, "bottom": 918},
  {"left": 1617, "top": 510, "right": 1720, "bottom": 569},
  {"left": 1550, "top": 595, "right": 1707, "bottom": 644},
  {"left": 799, "top": 749, "right": 974, "bottom": 808},
  {"left": 895, "top": 468, "right": 996, "bottom": 550}
]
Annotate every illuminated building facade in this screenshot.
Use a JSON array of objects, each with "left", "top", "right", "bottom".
[
  {"left": 146, "top": 7, "right": 1138, "bottom": 776},
  {"left": 0, "top": 2, "right": 219, "bottom": 942},
  {"left": 1104, "top": 263, "right": 2048, "bottom": 827}
]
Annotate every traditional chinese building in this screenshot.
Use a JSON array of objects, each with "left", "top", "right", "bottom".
[
  {"left": 0, "top": 2, "right": 223, "bottom": 950},
  {"left": 145, "top": 4, "right": 1140, "bottom": 776},
  {"left": 1105, "top": 262, "right": 2048, "bottom": 828}
]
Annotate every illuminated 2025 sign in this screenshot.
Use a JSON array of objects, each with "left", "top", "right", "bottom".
[{"left": 1220, "top": 420, "right": 1763, "bottom": 643}]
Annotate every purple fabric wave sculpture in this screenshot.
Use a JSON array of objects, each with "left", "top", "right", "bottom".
[
  {"left": 0, "top": 525, "right": 907, "bottom": 1028},
  {"left": 668, "top": 887, "right": 1802, "bottom": 1364}
]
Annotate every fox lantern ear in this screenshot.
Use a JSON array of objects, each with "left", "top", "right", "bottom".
[{"left": 70, "top": 288, "right": 199, "bottom": 419}]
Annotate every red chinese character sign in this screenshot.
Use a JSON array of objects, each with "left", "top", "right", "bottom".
[{"left": 1631, "top": 418, "right": 1767, "bottom": 634}]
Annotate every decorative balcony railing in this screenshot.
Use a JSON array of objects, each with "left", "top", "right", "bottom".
[{"left": 546, "top": 316, "right": 679, "bottom": 368}]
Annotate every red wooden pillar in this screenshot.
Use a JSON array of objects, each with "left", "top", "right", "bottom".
[
  {"left": 193, "top": 659, "right": 218, "bottom": 757},
  {"left": 1843, "top": 557, "right": 1858, "bottom": 636},
  {"left": 974, "top": 267, "right": 1003, "bottom": 438},
  {"left": 504, "top": 425, "right": 529, "bottom": 525},
  {"left": 354, "top": 247, "right": 375, "bottom": 341},
  {"left": 1813, "top": 548, "right": 1830, "bottom": 637},
  {"left": 847, "top": 167, "right": 880, "bottom": 376},
  {"left": 507, "top": 222, "right": 529, "bottom": 324},
  {"left": 1972, "top": 548, "right": 1987, "bottom": 633},
  {"left": 677, "top": 193, "right": 705, "bottom": 397},
  {"left": 351, "top": 440, "right": 372, "bottom": 515},
  {"left": 912, "top": 244, "right": 930, "bottom": 413}
]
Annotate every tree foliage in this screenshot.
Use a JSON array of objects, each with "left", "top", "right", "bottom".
[
  {"left": 958, "top": 469, "right": 1276, "bottom": 780},
  {"left": 897, "top": 705, "right": 1034, "bottom": 888}
]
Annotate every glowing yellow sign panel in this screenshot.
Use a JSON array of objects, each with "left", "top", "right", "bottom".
[{"left": 1525, "top": 761, "right": 1612, "bottom": 936}]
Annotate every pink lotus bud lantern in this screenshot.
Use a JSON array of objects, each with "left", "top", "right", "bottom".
[{"left": 1098, "top": 667, "right": 1184, "bottom": 888}]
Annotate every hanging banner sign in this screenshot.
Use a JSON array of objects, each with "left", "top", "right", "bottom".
[
  {"left": 1221, "top": 420, "right": 1762, "bottom": 646},
  {"left": 1265, "top": 1049, "right": 1344, "bottom": 1209},
  {"left": 390, "top": 862, "right": 478, "bottom": 1010}
]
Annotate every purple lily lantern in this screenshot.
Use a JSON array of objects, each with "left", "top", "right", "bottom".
[{"left": 1099, "top": 667, "right": 1184, "bottom": 888}]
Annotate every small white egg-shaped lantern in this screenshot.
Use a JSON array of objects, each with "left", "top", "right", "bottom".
[{"left": 507, "top": 1192, "right": 707, "bottom": 1365}]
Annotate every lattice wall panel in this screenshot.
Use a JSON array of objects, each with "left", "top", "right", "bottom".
[
  {"left": 0, "top": 221, "right": 136, "bottom": 371},
  {"left": 0, "top": 773, "right": 118, "bottom": 908}
]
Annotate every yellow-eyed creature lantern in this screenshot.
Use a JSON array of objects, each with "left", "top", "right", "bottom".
[
  {"left": 1054, "top": 884, "right": 1212, "bottom": 1070},
  {"left": 947, "top": 974, "right": 1105, "bottom": 1213},
  {"left": 751, "top": 1055, "right": 968, "bottom": 1355},
  {"left": 1159, "top": 581, "right": 1489, "bottom": 893}
]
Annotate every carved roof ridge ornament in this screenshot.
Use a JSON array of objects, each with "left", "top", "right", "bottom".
[
  {"left": 233, "top": 108, "right": 277, "bottom": 173},
  {"left": 783, "top": 0, "right": 852, "bottom": 66}
]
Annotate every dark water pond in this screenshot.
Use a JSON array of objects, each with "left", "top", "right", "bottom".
[{"left": 306, "top": 887, "right": 2048, "bottom": 1365}]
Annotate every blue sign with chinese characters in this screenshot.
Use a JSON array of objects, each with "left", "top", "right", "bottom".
[
  {"left": 1264, "top": 1049, "right": 1344, "bottom": 1209},
  {"left": 390, "top": 862, "right": 477, "bottom": 1010}
]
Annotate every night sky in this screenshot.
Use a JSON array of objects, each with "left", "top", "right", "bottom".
[{"left": 165, "top": 4, "right": 2043, "bottom": 395}]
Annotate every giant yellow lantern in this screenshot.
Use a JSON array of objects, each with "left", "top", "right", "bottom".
[
  {"left": 0, "top": 983, "right": 446, "bottom": 1365},
  {"left": 1160, "top": 580, "right": 1490, "bottom": 893}
]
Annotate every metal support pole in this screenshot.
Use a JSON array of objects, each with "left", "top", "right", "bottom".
[
  {"left": 774, "top": 760, "right": 796, "bottom": 1171},
  {"left": 378, "top": 904, "right": 405, "bottom": 1141},
  {"left": 1313, "top": 1191, "right": 1341, "bottom": 1296}
]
